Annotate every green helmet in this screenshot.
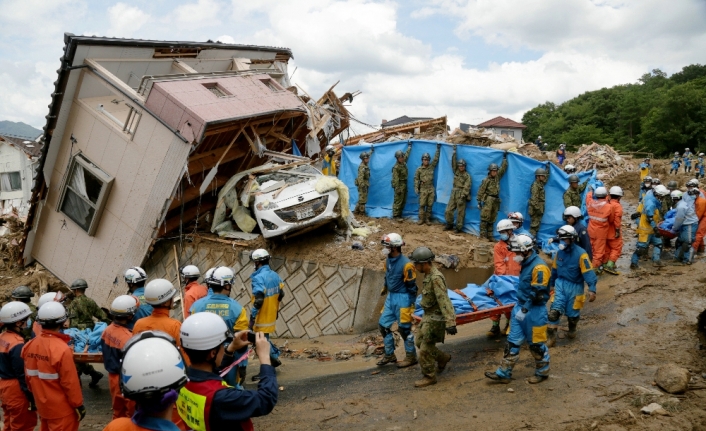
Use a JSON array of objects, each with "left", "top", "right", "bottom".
[
  {"left": 488, "top": 163, "right": 499, "bottom": 171},
  {"left": 568, "top": 174, "right": 579, "bottom": 183},
  {"left": 535, "top": 168, "right": 547, "bottom": 176},
  {"left": 457, "top": 159, "right": 467, "bottom": 167},
  {"left": 394, "top": 150, "right": 404, "bottom": 158},
  {"left": 667, "top": 180, "right": 678, "bottom": 190},
  {"left": 359, "top": 151, "right": 370, "bottom": 160},
  {"left": 70, "top": 278, "right": 89, "bottom": 290},
  {"left": 421, "top": 153, "right": 431, "bottom": 161},
  {"left": 409, "top": 246, "right": 435, "bottom": 263},
  {"left": 11, "top": 286, "right": 34, "bottom": 300}
]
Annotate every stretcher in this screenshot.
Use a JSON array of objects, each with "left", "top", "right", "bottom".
[
  {"left": 73, "top": 352, "right": 103, "bottom": 363},
  {"left": 412, "top": 287, "right": 515, "bottom": 326}
]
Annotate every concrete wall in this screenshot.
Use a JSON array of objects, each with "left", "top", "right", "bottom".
[
  {"left": 0, "top": 142, "right": 36, "bottom": 216},
  {"left": 142, "top": 241, "right": 386, "bottom": 338}
]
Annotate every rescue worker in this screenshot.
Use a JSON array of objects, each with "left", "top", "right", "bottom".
[
  {"left": 546, "top": 226, "right": 597, "bottom": 347},
  {"left": 101, "top": 295, "right": 137, "bottom": 420},
  {"left": 414, "top": 144, "right": 441, "bottom": 225},
  {"left": 564, "top": 164, "right": 577, "bottom": 174},
  {"left": 104, "top": 331, "right": 187, "bottom": 431},
  {"left": 697, "top": 153, "right": 705, "bottom": 179},
  {"left": 0, "top": 302, "right": 37, "bottom": 431},
  {"left": 555, "top": 206, "right": 593, "bottom": 262},
  {"left": 22, "top": 302, "right": 85, "bottom": 431},
  {"left": 564, "top": 174, "right": 588, "bottom": 209},
  {"left": 408, "top": 246, "right": 456, "bottom": 387},
  {"left": 639, "top": 176, "right": 653, "bottom": 203},
  {"left": 249, "top": 249, "right": 284, "bottom": 380},
  {"left": 377, "top": 233, "right": 418, "bottom": 368},
  {"left": 667, "top": 180, "right": 678, "bottom": 193},
  {"left": 124, "top": 266, "right": 152, "bottom": 327},
  {"left": 534, "top": 136, "right": 543, "bottom": 149},
  {"left": 181, "top": 265, "right": 207, "bottom": 317},
  {"left": 485, "top": 235, "right": 551, "bottom": 384},
  {"left": 444, "top": 144, "right": 472, "bottom": 233},
  {"left": 191, "top": 266, "right": 250, "bottom": 386},
  {"left": 354, "top": 150, "right": 372, "bottom": 215},
  {"left": 32, "top": 291, "right": 67, "bottom": 338},
  {"left": 631, "top": 185, "right": 670, "bottom": 268},
  {"left": 178, "top": 312, "right": 278, "bottom": 430},
  {"left": 556, "top": 143, "right": 566, "bottom": 165},
  {"left": 605, "top": 186, "right": 624, "bottom": 275},
  {"left": 322, "top": 145, "right": 337, "bottom": 176},
  {"left": 477, "top": 153, "right": 508, "bottom": 240},
  {"left": 391, "top": 143, "right": 412, "bottom": 220},
  {"left": 489, "top": 219, "right": 518, "bottom": 338},
  {"left": 686, "top": 179, "right": 706, "bottom": 254},
  {"left": 508, "top": 212, "right": 532, "bottom": 238},
  {"left": 639, "top": 157, "right": 652, "bottom": 180},
  {"left": 670, "top": 190, "right": 698, "bottom": 265},
  {"left": 528, "top": 163, "right": 551, "bottom": 237},
  {"left": 586, "top": 186, "right": 615, "bottom": 274},
  {"left": 652, "top": 178, "right": 662, "bottom": 186},
  {"left": 67, "top": 278, "right": 109, "bottom": 387},
  {"left": 683, "top": 148, "right": 693, "bottom": 173},
  {"left": 670, "top": 152, "right": 681, "bottom": 175},
  {"left": 11, "top": 285, "right": 35, "bottom": 338}
]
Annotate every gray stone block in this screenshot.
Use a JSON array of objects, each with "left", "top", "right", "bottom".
[{"left": 298, "top": 304, "right": 317, "bottom": 325}]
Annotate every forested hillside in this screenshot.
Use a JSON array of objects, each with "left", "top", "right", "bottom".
[{"left": 521, "top": 64, "right": 706, "bottom": 156}]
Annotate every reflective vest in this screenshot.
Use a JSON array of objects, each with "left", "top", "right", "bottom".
[{"left": 177, "top": 380, "right": 253, "bottom": 431}]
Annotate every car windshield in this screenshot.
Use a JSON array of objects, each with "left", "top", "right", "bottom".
[{"left": 255, "top": 164, "right": 321, "bottom": 186}]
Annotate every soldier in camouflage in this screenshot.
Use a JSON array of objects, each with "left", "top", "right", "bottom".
[
  {"left": 68, "top": 278, "right": 110, "bottom": 387},
  {"left": 444, "top": 145, "right": 472, "bottom": 233},
  {"left": 477, "top": 154, "right": 508, "bottom": 240},
  {"left": 410, "top": 246, "right": 456, "bottom": 388},
  {"left": 354, "top": 149, "right": 372, "bottom": 215},
  {"left": 414, "top": 144, "right": 441, "bottom": 225},
  {"left": 528, "top": 163, "right": 551, "bottom": 237},
  {"left": 564, "top": 174, "right": 587, "bottom": 209},
  {"left": 391, "top": 143, "right": 412, "bottom": 220}
]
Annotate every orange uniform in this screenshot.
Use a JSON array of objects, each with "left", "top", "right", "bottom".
[
  {"left": 586, "top": 191, "right": 615, "bottom": 268},
  {"left": 183, "top": 281, "right": 208, "bottom": 317},
  {"left": 101, "top": 323, "right": 135, "bottom": 420},
  {"left": 0, "top": 329, "right": 37, "bottom": 431},
  {"left": 494, "top": 241, "right": 521, "bottom": 276},
  {"left": 21, "top": 330, "right": 82, "bottom": 431},
  {"left": 692, "top": 194, "right": 706, "bottom": 252},
  {"left": 607, "top": 199, "right": 624, "bottom": 262}
]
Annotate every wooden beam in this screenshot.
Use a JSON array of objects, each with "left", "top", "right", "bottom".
[
  {"left": 169, "top": 175, "right": 229, "bottom": 211},
  {"left": 160, "top": 201, "right": 217, "bottom": 236},
  {"left": 84, "top": 58, "right": 145, "bottom": 103},
  {"left": 188, "top": 146, "right": 249, "bottom": 176},
  {"left": 203, "top": 112, "right": 304, "bottom": 137}
]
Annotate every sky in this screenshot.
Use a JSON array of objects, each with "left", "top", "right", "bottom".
[{"left": 1, "top": 0, "right": 705, "bottom": 137}]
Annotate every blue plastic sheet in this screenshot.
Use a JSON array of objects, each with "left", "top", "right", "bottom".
[
  {"left": 659, "top": 209, "right": 677, "bottom": 231},
  {"left": 65, "top": 322, "right": 107, "bottom": 353},
  {"left": 414, "top": 275, "right": 518, "bottom": 317},
  {"left": 340, "top": 141, "right": 594, "bottom": 246}
]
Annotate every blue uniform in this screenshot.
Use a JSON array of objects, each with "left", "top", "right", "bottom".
[
  {"left": 250, "top": 265, "right": 283, "bottom": 362},
  {"left": 514, "top": 226, "right": 533, "bottom": 239},
  {"left": 495, "top": 252, "right": 551, "bottom": 379},
  {"left": 673, "top": 196, "right": 698, "bottom": 263},
  {"left": 129, "top": 286, "right": 153, "bottom": 330},
  {"left": 683, "top": 152, "right": 692, "bottom": 171},
  {"left": 670, "top": 156, "right": 681, "bottom": 174},
  {"left": 549, "top": 245, "right": 596, "bottom": 321},
  {"left": 638, "top": 186, "right": 652, "bottom": 203},
  {"left": 379, "top": 254, "right": 417, "bottom": 355},
  {"left": 573, "top": 220, "right": 593, "bottom": 262},
  {"left": 697, "top": 157, "right": 705, "bottom": 178}
]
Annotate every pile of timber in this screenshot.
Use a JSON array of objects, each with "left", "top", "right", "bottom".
[
  {"left": 0, "top": 210, "right": 24, "bottom": 270},
  {"left": 572, "top": 142, "right": 635, "bottom": 179}
]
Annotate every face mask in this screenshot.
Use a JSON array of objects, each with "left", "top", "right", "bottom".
[
  {"left": 381, "top": 248, "right": 390, "bottom": 256},
  {"left": 500, "top": 233, "right": 510, "bottom": 241},
  {"left": 558, "top": 243, "right": 566, "bottom": 250},
  {"left": 513, "top": 255, "right": 524, "bottom": 263}
]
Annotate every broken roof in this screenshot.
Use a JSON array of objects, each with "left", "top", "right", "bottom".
[
  {"left": 0, "top": 134, "right": 42, "bottom": 158},
  {"left": 381, "top": 115, "right": 433, "bottom": 128},
  {"left": 476, "top": 116, "right": 526, "bottom": 129}
]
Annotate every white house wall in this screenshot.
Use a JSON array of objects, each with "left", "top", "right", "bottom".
[{"left": 0, "top": 142, "right": 36, "bottom": 216}]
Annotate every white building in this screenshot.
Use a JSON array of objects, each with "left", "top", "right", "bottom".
[
  {"left": 476, "top": 116, "right": 526, "bottom": 142},
  {"left": 0, "top": 134, "right": 41, "bottom": 216}
]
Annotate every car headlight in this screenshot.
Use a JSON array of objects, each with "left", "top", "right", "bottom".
[{"left": 261, "top": 219, "right": 279, "bottom": 231}]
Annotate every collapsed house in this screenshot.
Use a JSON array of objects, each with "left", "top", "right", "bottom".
[{"left": 21, "top": 34, "right": 350, "bottom": 306}]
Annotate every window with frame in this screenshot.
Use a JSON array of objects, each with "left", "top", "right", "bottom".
[
  {"left": 57, "top": 154, "right": 113, "bottom": 235},
  {"left": 0, "top": 172, "right": 21, "bottom": 192},
  {"left": 500, "top": 130, "right": 515, "bottom": 137}
]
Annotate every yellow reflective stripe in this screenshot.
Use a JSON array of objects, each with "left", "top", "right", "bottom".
[
  {"left": 531, "top": 265, "right": 550, "bottom": 287},
  {"left": 177, "top": 387, "right": 208, "bottom": 431},
  {"left": 532, "top": 325, "right": 548, "bottom": 343},
  {"left": 254, "top": 296, "right": 279, "bottom": 333},
  {"left": 579, "top": 253, "right": 593, "bottom": 273},
  {"left": 234, "top": 308, "right": 249, "bottom": 332},
  {"left": 403, "top": 262, "right": 416, "bottom": 283},
  {"left": 573, "top": 294, "right": 586, "bottom": 310},
  {"left": 552, "top": 255, "right": 558, "bottom": 269}
]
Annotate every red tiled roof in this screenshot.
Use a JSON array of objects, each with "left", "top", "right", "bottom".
[{"left": 477, "top": 116, "right": 526, "bottom": 129}]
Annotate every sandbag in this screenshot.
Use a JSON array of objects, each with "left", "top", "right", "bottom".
[{"left": 233, "top": 206, "right": 257, "bottom": 233}]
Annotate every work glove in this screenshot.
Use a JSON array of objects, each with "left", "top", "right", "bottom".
[
  {"left": 515, "top": 308, "right": 528, "bottom": 322},
  {"left": 76, "top": 405, "right": 86, "bottom": 422},
  {"left": 445, "top": 326, "right": 457, "bottom": 335},
  {"left": 380, "top": 286, "right": 388, "bottom": 296},
  {"left": 547, "top": 238, "right": 554, "bottom": 244},
  {"left": 588, "top": 292, "right": 596, "bottom": 302}
]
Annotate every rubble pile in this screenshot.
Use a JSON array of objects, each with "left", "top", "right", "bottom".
[
  {"left": 572, "top": 142, "right": 635, "bottom": 180},
  {"left": 0, "top": 210, "right": 24, "bottom": 271},
  {"left": 380, "top": 123, "right": 448, "bottom": 143},
  {"left": 445, "top": 127, "right": 518, "bottom": 147},
  {"left": 516, "top": 143, "right": 549, "bottom": 159}
]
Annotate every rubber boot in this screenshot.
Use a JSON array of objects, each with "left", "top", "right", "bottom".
[
  {"left": 567, "top": 318, "right": 579, "bottom": 339},
  {"left": 89, "top": 370, "right": 104, "bottom": 388},
  {"left": 527, "top": 375, "right": 548, "bottom": 384},
  {"left": 437, "top": 353, "right": 451, "bottom": 373},
  {"left": 486, "top": 324, "right": 501, "bottom": 338},
  {"left": 546, "top": 327, "right": 557, "bottom": 347},
  {"left": 652, "top": 260, "right": 665, "bottom": 268},
  {"left": 271, "top": 356, "right": 282, "bottom": 368},
  {"left": 377, "top": 354, "right": 397, "bottom": 366},
  {"left": 443, "top": 224, "right": 454, "bottom": 231},
  {"left": 414, "top": 376, "right": 437, "bottom": 388},
  {"left": 454, "top": 227, "right": 462, "bottom": 234},
  {"left": 396, "top": 352, "right": 418, "bottom": 368},
  {"left": 604, "top": 261, "right": 619, "bottom": 275},
  {"left": 484, "top": 371, "right": 511, "bottom": 384}
]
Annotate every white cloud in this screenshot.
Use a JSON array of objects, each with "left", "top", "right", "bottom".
[
  {"left": 172, "top": 0, "right": 224, "bottom": 28},
  {"left": 107, "top": 3, "right": 151, "bottom": 37}
]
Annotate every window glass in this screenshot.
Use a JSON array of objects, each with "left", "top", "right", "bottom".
[
  {"left": 0, "top": 172, "right": 22, "bottom": 191},
  {"left": 61, "top": 188, "right": 95, "bottom": 231}
]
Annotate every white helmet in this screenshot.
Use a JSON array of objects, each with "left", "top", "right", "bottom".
[
  {"left": 509, "top": 234, "right": 534, "bottom": 253},
  {"left": 675, "top": 152, "right": 679, "bottom": 156},
  {"left": 181, "top": 265, "right": 200, "bottom": 279},
  {"left": 37, "top": 291, "right": 66, "bottom": 309},
  {"left": 609, "top": 186, "right": 623, "bottom": 197},
  {"left": 496, "top": 219, "right": 515, "bottom": 233},
  {"left": 564, "top": 164, "right": 576, "bottom": 173},
  {"left": 37, "top": 302, "right": 68, "bottom": 326},
  {"left": 124, "top": 267, "right": 147, "bottom": 284},
  {"left": 250, "top": 249, "right": 270, "bottom": 263},
  {"left": 204, "top": 267, "right": 216, "bottom": 282},
  {"left": 671, "top": 190, "right": 683, "bottom": 200},
  {"left": 556, "top": 225, "right": 578, "bottom": 240},
  {"left": 563, "top": 206, "right": 582, "bottom": 220},
  {"left": 700, "top": 153, "right": 704, "bottom": 157},
  {"left": 180, "top": 312, "right": 229, "bottom": 351},
  {"left": 325, "top": 145, "right": 334, "bottom": 153},
  {"left": 538, "top": 136, "right": 542, "bottom": 139},
  {"left": 594, "top": 186, "right": 608, "bottom": 198},
  {"left": 507, "top": 212, "right": 524, "bottom": 224},
  {"left": 381, "top": 233, "right": 404, "bottom": 248},
  {"left": 211, "top": 267, "right": 235, "bottom": 287},
  {"left": 686, "top": 148, "right": 690, "bottom": 151},
  {"left": 120, "top": 331, "right": 187, "bottom": 400},
  {"left": 144, "top": 279, "right": 177, "bottom": 305},
  {"left": 653, "top": 185, "right": 670, "bottom": 197},
  {"left": 110, "top": 295, "right": 139, "bottom": 317},
  {"left": 686, "top": 179, "right": 699, "bottom": 188},
  {"left": 0, "top": 301, "right": 31, "bottom": 324}
]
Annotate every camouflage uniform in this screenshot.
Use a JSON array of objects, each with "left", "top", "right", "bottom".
[
  {"left": 444, "top": 150, "right": 472, "bottom": 230},
  {"left": 477, "top": 158, "right": 508, "bottom": 240},
  {"left": 528, "top": 168, "right": 550, "bottom": 236},
  {"left": 563, "top": 181, "right": 587, "bottom": 208},
  {"left": 415, "top": 266, "right": 456, "bottom": 379},
  {"left": 414, "top": 147, "right": 440, "bottom": 224},
  {"left": 69, "top": 294, "right": 110, "bottom": 379},
  {"left": 354, "top": 158, "right": 370, "bottom": 215},
  {"left": 391, "top": 146, "right": 412, "bottom": 218}
]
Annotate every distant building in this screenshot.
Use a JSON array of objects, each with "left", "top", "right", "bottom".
[
  {"left": 381, "top": 115, "right": 432, "bottom": 128},
  {"left": 476, "top": 116, "right": 526, "bottom": 142},
  {"left": 0, "top": 134, "right": 41, "bottom": 216}
]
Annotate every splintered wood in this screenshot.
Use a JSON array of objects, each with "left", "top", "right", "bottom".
[{"left": 572, "top": 142, "right": 635, "bottom": 180}]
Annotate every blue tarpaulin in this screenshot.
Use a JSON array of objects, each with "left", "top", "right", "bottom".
[
  {"left": 340, "top": 141, "right": 594, "bottom": 246},
  {"left": 65, "top": 322, "right": 107, "bottom": 353},
  {"left": 414, "top": 275, "right": 518, "bottom": 317}
]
